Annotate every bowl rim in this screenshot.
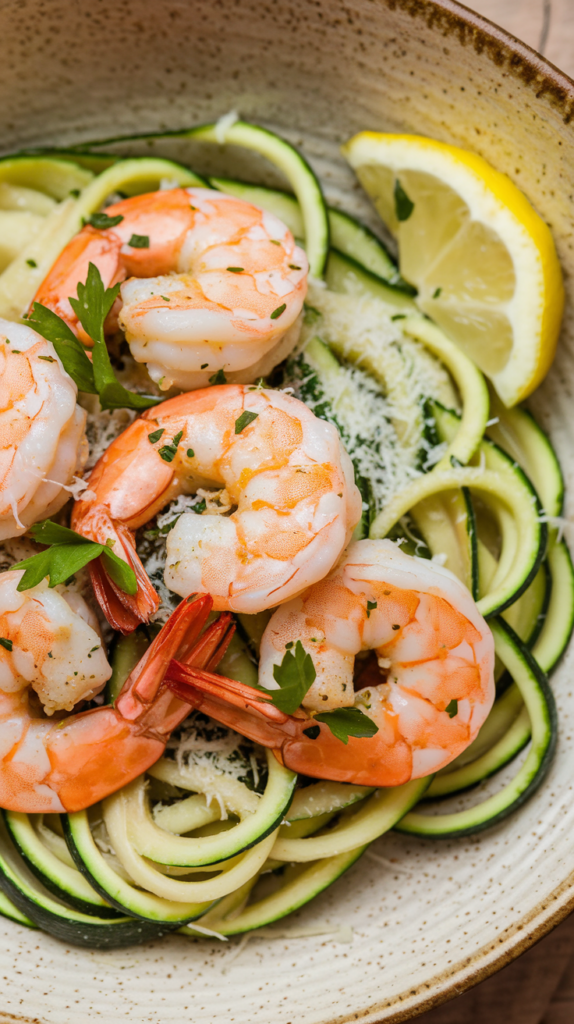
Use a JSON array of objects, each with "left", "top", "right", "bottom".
[
  {"left": 1, "top": 1, "right": 574, "bottom": 1021},
  {"left": 364, "top": 8, "right": 574, "bottom": 1020}
]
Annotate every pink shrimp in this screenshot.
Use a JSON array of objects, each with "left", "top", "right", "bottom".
[
  {"left": 71, "top": 384, "right": 361, "bottom": 635},
  {"left": 0, "top": 587, "right": 234, "bottom": 812},
  {"left": 33, "top": 187, "right": 308, "bottom": 391},
  {"left": 163, "top": 540, "right": 495, "bottom": 788}
]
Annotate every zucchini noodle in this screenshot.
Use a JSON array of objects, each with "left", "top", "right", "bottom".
[{"left": 0, "top": 124, "right": 570, "bottom": 946}]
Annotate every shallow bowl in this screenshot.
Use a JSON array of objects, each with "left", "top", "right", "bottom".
[{"left": 1, "top": 0, "right": 574, "bottom": 1021}]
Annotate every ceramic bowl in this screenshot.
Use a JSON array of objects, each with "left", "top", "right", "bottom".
[{"left": 1, "top": 0, "right": 574, "bottom": 1021}]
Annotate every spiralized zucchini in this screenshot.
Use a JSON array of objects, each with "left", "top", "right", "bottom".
[{"left": 0, "top": 127, "right": 570, "bottom": 946}]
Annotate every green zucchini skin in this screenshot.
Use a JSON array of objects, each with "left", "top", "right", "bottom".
[
  {"left": 395, "top": 618, "right": 557, "bottom": 838},
  {"left": 533, "top": 540, "right": 574, "bottom": 674},
  {"left": 0, "top": 820, "right": 174, "bottom": 948},
  {"left": 62, "top": 812, "right": 211, "bottom": 926},
  {"left": 432, "top": 402, "right": 547, "bottom": 618},
  {"left": 3, "top": 811, "right": 121, "bottom": 920},
  {"left": 0, "top": 889, "right": 36, "bottom": 928}
]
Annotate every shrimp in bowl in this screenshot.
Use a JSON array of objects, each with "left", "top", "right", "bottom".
[
  {"left": 34, "top": 187, "right": 308, "bottom": 391},
  {"left": 71, "top": 384, "right": 361, "bottom": 633},
  {"left": 0, "top": 320, "right": 87, "bottom": 542},
  {"left": 0, "top": 581, "right": 234, "bottom": 812},
  {"left": 164, "top": 540, "right": 496, "bottom": 787}
]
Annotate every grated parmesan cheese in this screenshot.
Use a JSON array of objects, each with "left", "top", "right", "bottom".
[{"left": 282, "top": 284, "right": 455, "bottom": 517}]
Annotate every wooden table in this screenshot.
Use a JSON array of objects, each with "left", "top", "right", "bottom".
[{"left": 417, "top": 1, "right": 574, "bottom": 1020}]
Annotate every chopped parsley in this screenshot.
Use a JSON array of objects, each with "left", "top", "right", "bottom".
[
  {"left": 234, "top": 410, "right": 259, "bottom": 434},
  {"left": 148, "top": 428, "right": 165, "bottom": 444},
  {"left": 394, "top": 179, "right": 414, "bottom": 222},
  {"left": 256, "top": 641, "right": 316, "bottom": 715},
  {"left": 446, "top": 699, "right": 459, "bottom": 719},
  {"left": 85, "top": 212, "right": 124, "bottom": 230},
  {"left": 314, "top": 706, "right": 379, "bottom": 744},
  {"left": 158, "top": 430, "right": 183, "bottom": 463},
  {"left": 270, "top": 303, "right": 286, "bottom": 320},
  {"left": 128, "top": 233, "right": 150, "bottom": 248}
]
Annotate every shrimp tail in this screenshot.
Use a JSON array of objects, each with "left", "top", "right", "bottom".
[
  {"left": 164, "top": 660, "right": 296, "bottom": 750},
  {"left": 37, "top": 598, "right": 234, "bottom": 813},
  {"left": 83, "top": 517, "right": 160, "bottom": 634}
]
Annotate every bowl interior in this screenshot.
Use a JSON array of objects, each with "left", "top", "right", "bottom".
[{"left": 1, "top": 1, "right": 574, "bottom": 1021}]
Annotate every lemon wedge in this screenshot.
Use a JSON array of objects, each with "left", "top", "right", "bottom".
[{"left": 343, "top": 132, "right": 564, "bottom": 406}]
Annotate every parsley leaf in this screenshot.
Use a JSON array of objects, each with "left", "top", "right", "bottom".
[
  {"left": 86, "top": 212, "right": 124, "bottom": 230},
  {"left": 13, "top": 519, "right": 137, "bottom": 595},
  {"left": 314, "top": 707, "right": 379, "bottom": 744},
  {"left": 366, "top": 600, "right": 377, "bottom": 618},
  {"left": 257, "top": 640, "right": 316, "bottom": 715},
  {"left": 394, "top": 179, "right": 414, "bottom": 222},
  {"left": 158, "top": 430, "right": 183, "bottom": 463},
  {"left": 69, "top": 262, "right": 160, "bottom": 411},
  {"left": 234, "top": 410, "right": 259, "bottom": 434},
  {"left": 445, "top": 699, "right": 458, "bottom": 719},
  {"left": 148, "top": 428, "right": 165, "bottom": 444},
  {"left": 128, "top": 233, "right": 150, "bottom": 249},
  {"left": 209, "top": 369, "right": 227, "bottom": 385},
  {"left": 0, "top": 638, "right": 13, "bottom": 652},
  {"left": 27, "top": 303, "right": 97, "bottom": 395},
  {"left": 270, "top": 303, "right": 286, "bottom": 320}
]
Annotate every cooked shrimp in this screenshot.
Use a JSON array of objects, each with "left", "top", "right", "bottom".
[
  {"left": 164, "top": 540, "right": 495, "bottom": 787},
  {"left": 0, "top": 572, "right": 111, "bottom": 716},
  {"left": 71, "top": 384, "right": 361, "bottom": 633},
  {"left": 34, "top": 187, "right": 308, "bottom": 391},
  {"left": 0, "top": 585, "right": 234, "bottom": 812},
  {"left": 0, "top": 319, "right": 87, "bottom": 542}
]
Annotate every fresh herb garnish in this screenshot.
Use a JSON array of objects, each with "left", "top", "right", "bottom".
[
  {"left": 86, "top": 212, "right": 124, "bottom": 230},
  {"left": 270, "top": 303, "right": 286, "bottom": 320},
  {"left": 257, "top": 641, "right": 316, "bottom": 715},
  {"left": 187, "top": 448, "right": 195, "bottom": 458},
  {"left": 201, "top": 363, "right": 208, "bottom": 369},
  {"left": 12, "top": 519, "right": 137, "bottom": 595},
  {"left": 26, "top": 258, "right": 37, "bottom": 268},
  {"left": 0, "top": 638, "right": 13, "bottom": 652},
  {"left": 209, "top": 369, "right": 227, "bottom": 385},
  {"left": 314, "top": 706, "right": 379, "bottom": 744},
  {"left": 445, "top": 699, "right": 458, "bottom": 718},
  {"left": 27, "top": 303, "right": 98, "bottom": 395},
  {"left": 161, "top": 295, "right": 171, "bottom": 302},
  {"left": 391, "top": 313, "right": 406, "bottom": 321},
  {"left": 128, "top": 233, "right": 150, "bottom": 249},
  {"left": 158, "top": 430, "right": 183, "bottom": 463},
  {"left": 69, "top": 188, "right": 81, "bottom": 198},
  {"left": 38, "top": 355, "right": 56, "bottom": 363},
  {"left": 289, "top": 264, "right": 301, "bottom": 270},
  {"left": 148, "top": 428, "right": 165, "bottom": 444},
  {"left": 71, "top": 262, "right": 161, "bottom": 411},
  {"left": 366, "top": 600, "right": 377, "bottom": 618},
  {"left": 234, "top": 410, "right": 259, "bottom": 434},
  {"left": 226, "top": 267, "right": 244, "bottom": 273},
  {"left": 432, "top": 287, "right": 442, "bottom": 299},
  {"left": 394, "top": 179, "right": 414, "bottom": 222},
  {"left": 28, "top": 264, "right": 161, "bottom": 411}
]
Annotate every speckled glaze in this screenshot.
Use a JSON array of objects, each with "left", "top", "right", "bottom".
[{"left": 1, "top": 0, "right": 574, "bottom": 1021}]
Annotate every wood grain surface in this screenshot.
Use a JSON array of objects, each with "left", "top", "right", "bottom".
[{"left": 416, "top": 1, "right": 574, "bottom": 1020}]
